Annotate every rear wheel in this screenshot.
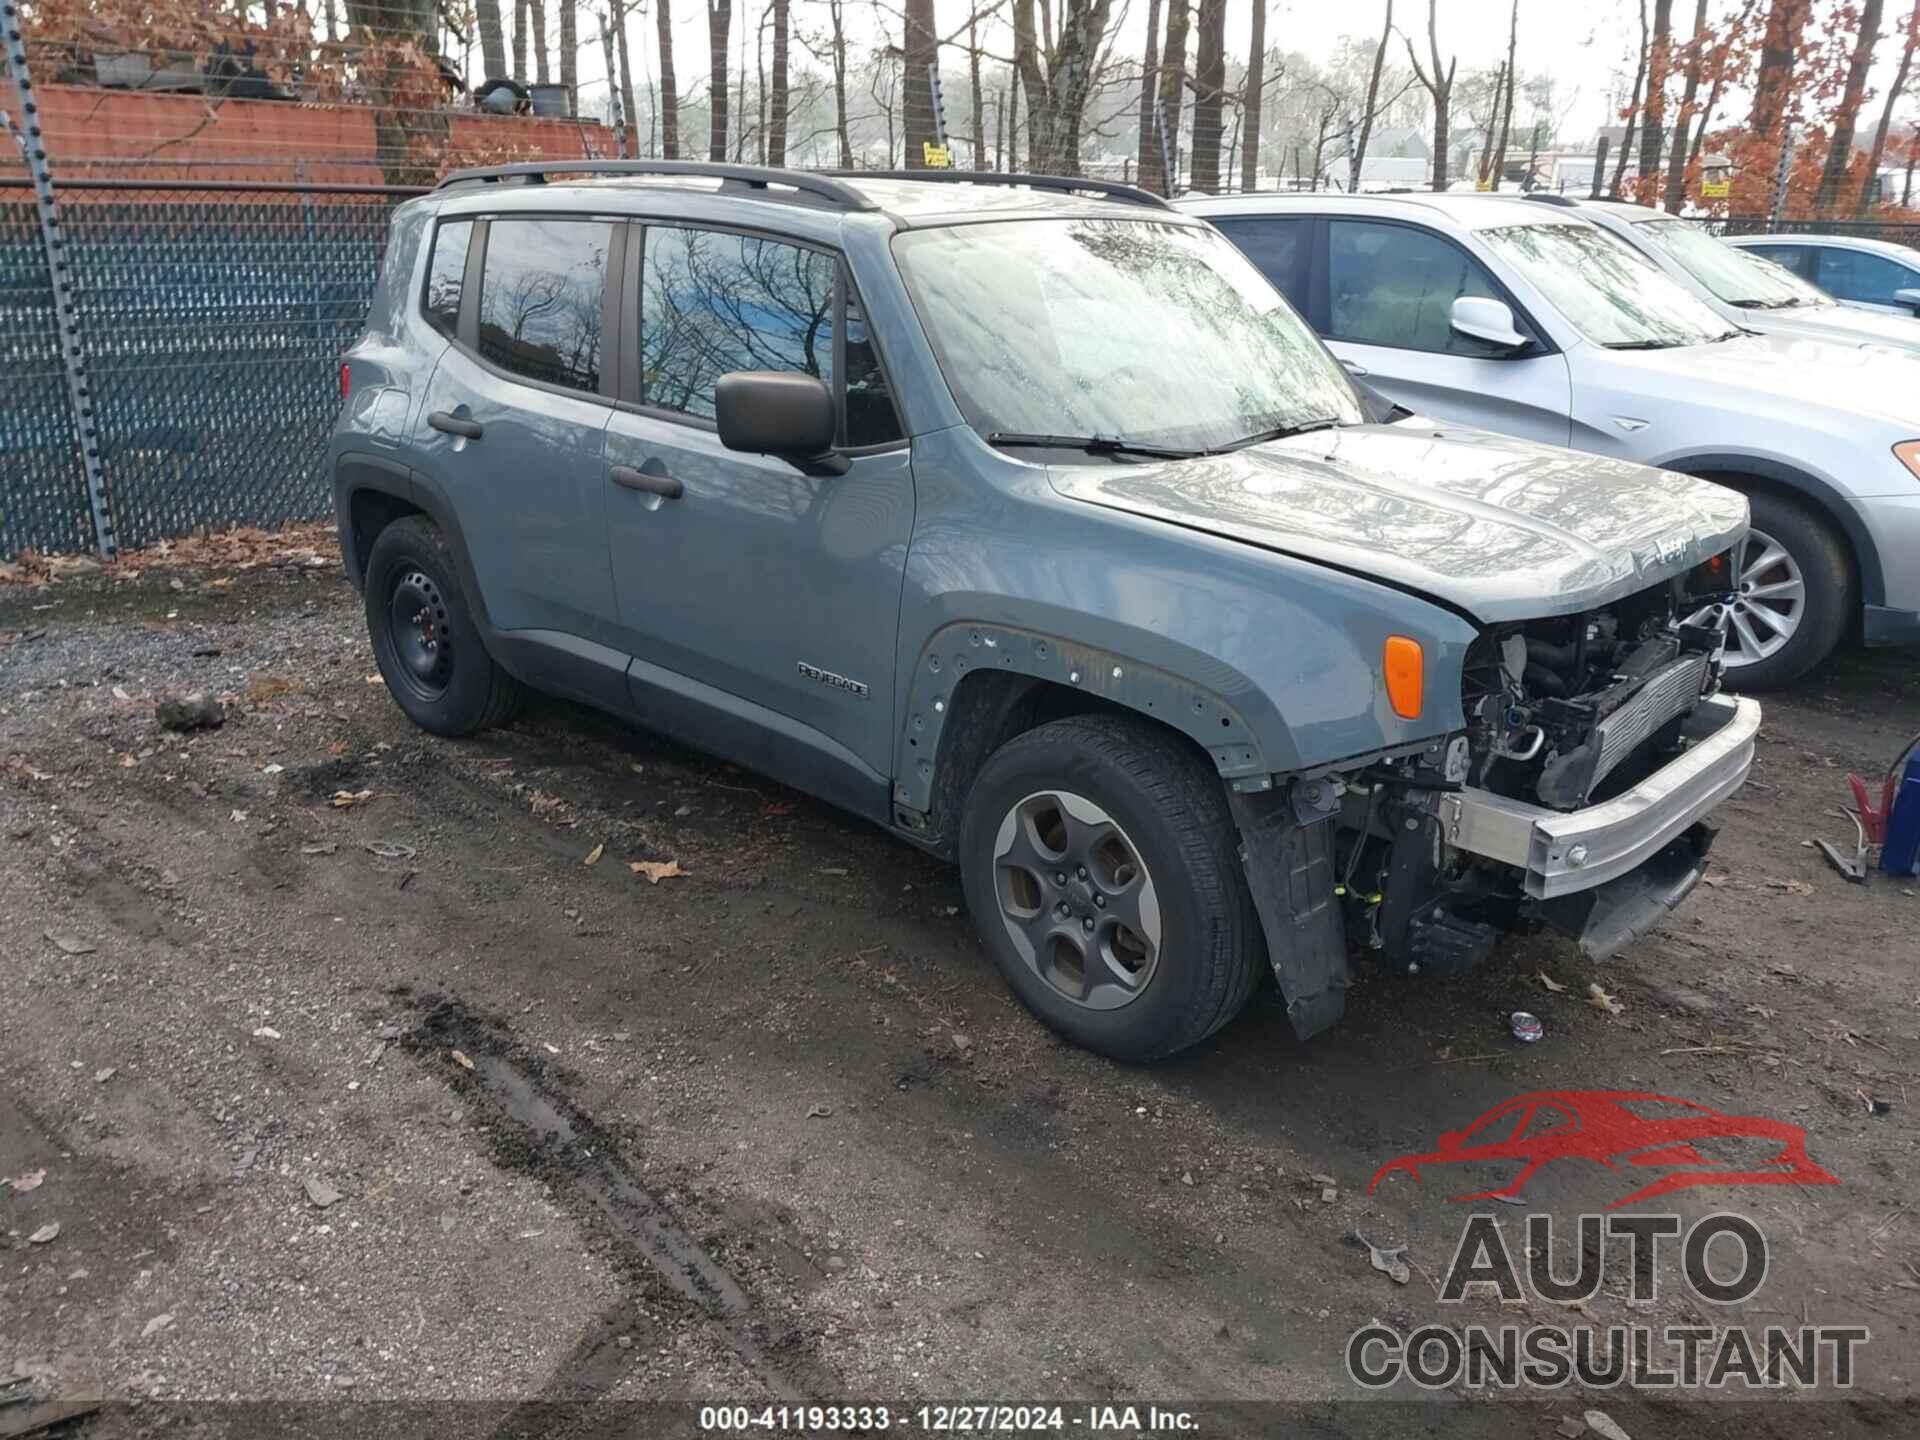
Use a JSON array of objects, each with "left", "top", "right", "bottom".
[
  {"left": 958, "top": 715, "right": 1264, "bottom": 1062},
  {"left": 1687, "top": 490, "right": 1850, "bottom": 691},
  {"left": 364, "top": 516, "right": 524, "bottom": 736}
]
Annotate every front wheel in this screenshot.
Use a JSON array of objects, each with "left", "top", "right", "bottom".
[
  {"left": 1687, "top": 490, "right": 1851, "bottom": 691},
  {"left": 957, "top": 715, "right": 1265, "bottom": 1062}
]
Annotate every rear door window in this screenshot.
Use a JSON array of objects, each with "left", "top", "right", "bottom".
[
  {"left": 476, "top": 217, "right": 612, "bottom": 394},
  {"left": 1327, "top": 219, "right": 1509, "bottom": 354},
  {"left": 1212, "top": 217, "right": 1311, "bottom": 310},
  {"left": 1814, "top": 246, "right": 1920, "bottom": 306}
]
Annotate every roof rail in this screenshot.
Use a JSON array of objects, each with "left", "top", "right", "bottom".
[
  {"left": 434, "top": 160, "right": 879, "bottom": 211},
  {"left": 822, "top": 169, "right": 1174, "bottom": 212}
]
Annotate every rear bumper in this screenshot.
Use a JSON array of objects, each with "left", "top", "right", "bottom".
[{"left": 1437, "top": 695, "right": 1761, "bottom": 900}]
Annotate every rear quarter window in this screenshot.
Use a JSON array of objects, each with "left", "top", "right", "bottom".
[{"left": 422, "top": 219, "right": 472, "bottom": 339}]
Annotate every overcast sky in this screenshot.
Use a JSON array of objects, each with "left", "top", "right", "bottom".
[{"left": 548, "top": 0, "right": 1916, "bottom": 152}]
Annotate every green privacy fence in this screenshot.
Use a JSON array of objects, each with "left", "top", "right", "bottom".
[{"left": 0, "top": 179, "right": 423, "bottom": 559}]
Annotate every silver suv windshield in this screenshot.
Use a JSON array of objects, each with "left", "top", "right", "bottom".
[
  {"left": 1479, "top": 221, "right": 1742, "bottom": 349},
  {"left": 893, "top": 217, "right": 1365, "bottom": 455},
  {"left": 1634, "top": 217, "right": 1831, "bottom": 310}
]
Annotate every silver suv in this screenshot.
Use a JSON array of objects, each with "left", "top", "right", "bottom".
[
  {"left": 1184, "top": 191, "right": 1920, "bottom": 689},
  {"left": 1726, "top": 232, "right": 1920, "bottom": 317}
]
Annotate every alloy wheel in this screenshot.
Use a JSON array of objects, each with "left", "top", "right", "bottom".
[
  {"left": 1686, "top": 525, "right": 1805, "bottom": 669},
  {"left": 990, "top": 790, "right": 1162, "bottom": 1011}
]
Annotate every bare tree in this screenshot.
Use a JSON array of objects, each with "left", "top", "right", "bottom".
[
  {"left": 1157, "top": 0, "right": 1190, "bottom": 188},
  {"left": 1490, "top": 0, "right": 1518, "bottom": 188},
  {"left": 903, "top": 0, "right": 938, "bottom": 166},
  {"left": 658, "top": 0, "right": 682, "bottom": 156},
  {"left": 1635, "top": 0, "right": 1673, "bottom": 200},
  {"left": 514, "top": 0, "right": 528, "bottom": 79},
  {"left": 1858, "top": 5, "right": 1919, "bottom": 214},
  {"left": 709, "top": 0, "right": 733, "bottom": 159},
  {"left": 560, "top": 0, "right": 578, "bottom": 95},
  {"left": 767, "top": 0, "right": 791, "bottom": 162},
  {"left": 614, "top": 2, "right": 640, "bottom": 151},
  {"left": 476, "top": 0, "right": 507, "bottom": 78},
  {"left": 1012, "top": 0, "right": 1117, "bottom": 173},
  {"left": 1348, "top": 0, "right": 1394, "bottom": 192},
  {"left": 531, "top": 0, "right": 550, "bottom": 82},
  {"left": 1189, "top": 0, "right": 1227, "bottom": 192},
  {"left": 1404, "top": 0, "right": 1458, "bottom": 191},
  {"left": 1816, "top": 0, "right": 1885, "bottom": 213},
  {"left": 1134, "top": 0, "right": 1165, "bottom": 191},
  {"left": 968, "top": 13, "right": 987, "bottom": 168},
  {"left": 1662, "top": 0, "right": 1711, "bottom": 212},
  {"left": 1611, "top": 0, "right": 1649, "bottom": 198},
  {"left": 1240, "top": 0, "right": 1266, "bottom": 191}
]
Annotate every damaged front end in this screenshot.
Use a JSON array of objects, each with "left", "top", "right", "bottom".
[{"left": 1235, "top": 565, "right": 1761, "bottom": 1042}]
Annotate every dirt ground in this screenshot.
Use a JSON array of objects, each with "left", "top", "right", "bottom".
[{"left": 1, "top": 541, "right": 1916, "bottom": 1439}]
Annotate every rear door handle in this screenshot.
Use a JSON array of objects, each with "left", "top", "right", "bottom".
[
  {"left": 429, "top": 411, "right": 483, "bottom": 439},
  {"left": 610, "top": 464, "right": 683, "bottom": 500}
]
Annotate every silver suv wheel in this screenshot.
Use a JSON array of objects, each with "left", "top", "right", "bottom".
[
  {"left": 1687, "top": 525, "right": 1806, "bottom": 669},
  {"left": 991, "top": 789, "right": 1162, "bottom": 1011}
]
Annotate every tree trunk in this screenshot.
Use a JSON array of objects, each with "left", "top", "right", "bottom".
[
  {"left": 475, "top": 0, "right": 506, "bottom": 77},
  {"left": 994, "top": 88, "right": 1005, "bottom": 169},
  {"left": 1611, "top": 0, "right": 1648, "bottom": 197},
  {"left": 903, "top": 0, "right": 938, "bottom": 167},
  {"left": 513, "top": 0, "right": 527, "bottom": 80},
  {"left": 1349, "top": 0, "right": 1392, "bottom": 192},
  {"left": 1012, "top": 0, "right": 1116, "bottom": 175},
  {"left": 1477, "top": 66, "right": 1504, "bottom": 185},
  {"left": 708, "top": 0, "right": 731, "bottom": 160},
  {"left": 1240, "top": 0, "right": 1265, "bottom": 191},
  {"left": 766, "top": 0, "right": 789, "bottom": 164},
  {"left": 1007, "top": 70, "right": 1020, "bottom": 169},
  {"left": 831, "top": 0, "right": 852, "bottom": 166},
  {"left": 1816, "top": 0, "right": 1884, "bottom": 213},
  {"left": 969, "top": 14, "right": 986, "bottom": 169},
  {"left": 614, "top": 3, "right": 638, "bottom": 155},
  {"left": 324, "top": 0, "right": 339, "bottom": 46},
  {"left": 1156, "top": 0, "right": 1189, "bottom": 189},
  {"left": 344, "top": 0, "right": 447, "bottom": 186},
  {"left": 559, "top": 0, "right": 577, "bottom": 97},
  {"left": 530, "top": 0, "right": 549, "bottom": 82},
  {"left": 1189, "top": 0, "right": 1226, "bottom": 193},
  {"left": 1135, "top": 0, "right": 1164, "bottom": 191},
  {"left": 1662, "top": 0, "right": 1710, "bottom": 212},
  {"left": 1749, "top": 0, "right": 1811, "bottom": 143},
  {"left": 1857, "top": 5, "right": 1918, "bottom": 215},
  {"left": 1490, "top": 0, "right": 1518, "bottom": 189},
  {"left": 1636, "top": 0, "right": 1671, "bottom": 202},
  {"left": 1688, "top": 0, "right": 1760, "bottom": 176},
  {"left": 1404, "top": 0, "right": 1456, "bottom": 190},
  {"left": 657, "top": 0, "right": 680, "bottom": 157}
]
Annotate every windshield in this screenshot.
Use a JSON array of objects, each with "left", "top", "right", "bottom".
[
  {"left": 1635, "top": 218, "right": 1831, "bottom": 309},
  {"left": 892, "top": 218, "right": 1365, "bottom": 453},
  {"left": 1478, "top": 221, "right": 1741, "bottom": 348}
]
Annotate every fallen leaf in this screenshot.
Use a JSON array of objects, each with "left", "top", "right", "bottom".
[
  {"left": 542, "top": 1042, "right": 560, "bottom": 1054},
  {"left": 28, "top": 1222, "right": 59, "bottom": 1244},
  {"left": 1586, "top": 982, "right": 1624, "bottom": 1017},
  {"left": 6, "top": 1168, "right": 46, "bottom": 1193},
  {"left": 629, "top": 859, "right": 687, "bottom": 884},
  {"left": 253, "top": 1025, "right": 281, "bottom": 1040},
  {"left": 142, "top": 1312, "right": 175, "bottom": 1339},
  {"left": 1363, "top": 1236, "right": 1411, "bottom": 1285},
  {"left": 300, "top": 841, "right": 338, "bottom": 856},
  {"left": 1537, "top": 971, "right": 1567, "bottom": 993},
  {"left": 245, "top": 673, "right": 298, "bottom": 704},
  {"left": 364, "top": 839, "right": 416, "bottom": 859},
  {"left": 229, "top": 808, "right": 249, "bottom": 824},
  {"left": 330, "top": 789, "right": 373, "bottom": 809},
  {"left": 1767, "top": 877, "right": 1814, "bottom": 896},
  {"left": 94, "top": 1066, "right": 115, "bottom": 1084},
  {"left": 583, "top": 843, "right": 604, "bottom": 866},
  {"left": 262, "top": 763, "right": 284, "bottom": 775},
  {"left": 365, "top": 673, "right": 385, "bottom": 686},
  {"left": 451, "top": 1049, "right": 475, "bottom": 1071},
  {"left": 42, "top": 929, "right": 96, "bottom": 956}
]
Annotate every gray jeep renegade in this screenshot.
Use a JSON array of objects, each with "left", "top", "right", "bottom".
[{"left": 332, "top": 161, "right": 1759, "bottom": 1061}]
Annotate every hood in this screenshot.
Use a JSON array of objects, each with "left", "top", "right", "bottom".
[
  {"left": 1744, "top": 301, "right": 1920, "bottom": 356},
  {"left": 1046, "top": 422, "right": 1748, "bottom": 623},
  {"left": 1601, "top": 332, "right": 1920, "bottom": 427}
]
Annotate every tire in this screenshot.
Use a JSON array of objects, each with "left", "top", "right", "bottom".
[
  {"left": 957, "top": 714, "right": 1265, "bottom": 1062},
  {"left": 1703, "top": 489, "right": 1852, "bottom": 692},
  {"left": 364, "top": 515, "right": 525, "bottom": 737}
]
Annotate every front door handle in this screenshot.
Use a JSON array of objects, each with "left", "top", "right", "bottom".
[
  {"left": 1340, "top": 359, "right": 1370, "bottom": 377},
  {"left": 610, "top": 464, "right": 684, "bottom": 500},
  {"left": 429, "top": 410, "right": 483, "bottom": 439}
]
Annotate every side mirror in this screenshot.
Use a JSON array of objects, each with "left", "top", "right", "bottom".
[
  {"left": 1449, "top": 295, "right": 1530, "bottom": 352},
  {"left": 715, "top": 371, "right": 847, "bottom": 473},
  {"left": 1894, "top": 287, "right": 1920, "bottom": 317}
]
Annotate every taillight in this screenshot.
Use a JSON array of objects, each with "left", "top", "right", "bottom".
[{"left": 339, "top": 362, "right": 351, "bottom": 400}]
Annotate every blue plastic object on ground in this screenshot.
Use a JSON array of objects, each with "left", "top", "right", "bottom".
[{"left": 1883, "top": 754, "right": 1920, "bottom": 877}]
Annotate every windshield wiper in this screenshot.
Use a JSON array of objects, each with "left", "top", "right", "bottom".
[
  {"left": 1206, "top": 417, "right": 1342, "bottom": 454},
  {"left": 1730, "top": 297, "right": 1797, "bottom": 310},
  {"left": 1601, "top": 339, "right": 1685, "bottom": 350},
  {"left": 988, "top": 432, "right": 1203, "bottom": 460}
]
